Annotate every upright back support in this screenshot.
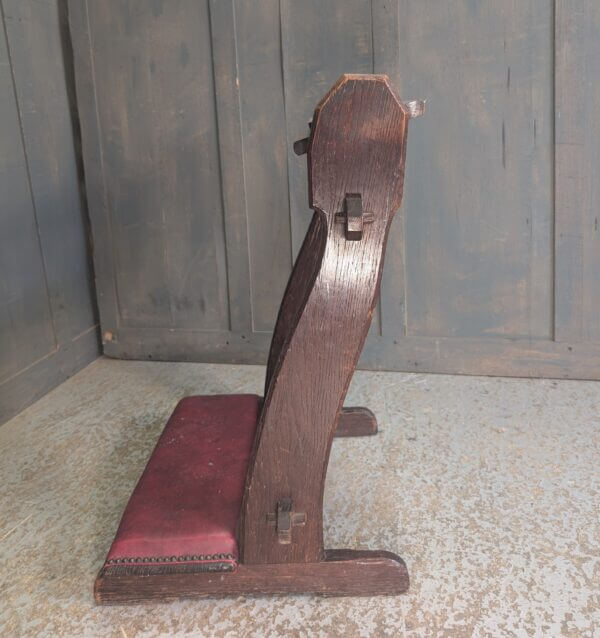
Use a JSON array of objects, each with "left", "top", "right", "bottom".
[{"left": 241, "top": 75, "right": 421, "bottom": 564}]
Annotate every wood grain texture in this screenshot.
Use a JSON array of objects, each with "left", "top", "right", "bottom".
[
  {"left": 95, "top": 550, "right": 409, "bottom": 603},
  {"left": 0, "top": 0, "right": 98, "bottom": 424},
  {"left": 335, "top": 407, "right": 378, "bottom": 437},
  {"left": 97, "top": 326, "right": 600, "bottom": 380},
  {"left": 240, "top": 76, "right": 413, "bottom": 564},
  {"left": 263, "top": 211, "right": 327, "bottom": 393}
]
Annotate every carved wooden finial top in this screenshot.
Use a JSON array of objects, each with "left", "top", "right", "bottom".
[{"left": 301, "top": 74, "right": 423, "bottom": 220}]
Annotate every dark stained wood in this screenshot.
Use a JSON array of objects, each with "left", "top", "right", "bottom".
[
  {"left": 342, "top": 194, "right": 365, "bottom": 241},
  {"left": 263, "top": 211, "right": 327, "bottom": 394},
  {"left": 240, "top": 75, "right": 417, "bottom": 565},
  {"left": 95, "top": 549, "right": 409, "bottom": 603},
  {"left": 94, "top": 75, "right": 419, "bottom": 603},
  {"left": 336, "top": 407, "right": 378, "bottom": 437}
]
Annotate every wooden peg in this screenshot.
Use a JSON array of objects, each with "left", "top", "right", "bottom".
[
  {"left": 266, "top": 498, "right": 306, "bottom": 544},
  {"left": 344, "top": 193, "right": 363, "bottom": 240},
  {"left": 293, "top": 137, "right": 309, "bottom": 156}
]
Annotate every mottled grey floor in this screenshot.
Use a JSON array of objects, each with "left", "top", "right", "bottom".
[{"left": 0, "top": 358, "right": 598, "bottom": 637}]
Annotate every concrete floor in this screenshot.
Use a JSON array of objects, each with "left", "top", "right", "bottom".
[{"left": 0, "top": 358, "right": 598, "bottom": 637}]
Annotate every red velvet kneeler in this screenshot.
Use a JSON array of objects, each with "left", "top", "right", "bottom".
[{"left": 102, "top": 394, "right": 260, "bottom": 572}]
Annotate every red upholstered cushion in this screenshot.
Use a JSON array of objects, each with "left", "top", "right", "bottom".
[{"left": 104, "top": 394, "right": 260, "bottom": 568}]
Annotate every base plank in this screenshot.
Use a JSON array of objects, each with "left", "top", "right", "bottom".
[{"left": 94, "top": 549, "right": 408, "bottom": 604}]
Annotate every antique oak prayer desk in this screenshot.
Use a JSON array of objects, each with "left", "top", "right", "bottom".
[{"left": 95, "top": 74, "right": 424, "bottom": 603}]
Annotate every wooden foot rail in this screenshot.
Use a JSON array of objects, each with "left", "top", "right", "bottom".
[{"left": 336, "top": 407, "right": 378, "bottom": 437}]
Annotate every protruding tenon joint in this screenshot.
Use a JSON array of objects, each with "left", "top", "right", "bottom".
[
  {"left": 333, "top": 194, "right": 374, "bottom": 241},
  {"left": 404, "top": 99, "right": 426, "bottom": 119},
  {"left": 293, "top": 137, "right": 309, "bottom": 156},
  {"left": 344, "top": 194, "right": 363, "bottom": 240},
  {"left": 266, "top": 498, "right": 306, "bottom": 544}
]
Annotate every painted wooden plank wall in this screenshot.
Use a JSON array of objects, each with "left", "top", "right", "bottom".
[
  {"left": 555, "top": 0, "right": 600, "bottom": 343},
  {"left": 0, "top": 0, "right": 99, "bottom": 424},
  {"left": 70, "top": 0, "right": 600, "bottom": 379}
]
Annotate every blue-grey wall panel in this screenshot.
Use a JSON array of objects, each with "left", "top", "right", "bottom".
[
  {"left": 0, "top": 22, "right": 56, "bottom": 382},
  {"left": 554, "top": 0, "right": 600, "bottom": 343},
  {"left": 235, "top": 0, "right": 293, "bottom": 332},
  {"left": 398, "top": 0, "right": 554, "bottom": 341},
  {"left": 83, "top": 0, "right": 229, "bottom": 332},
  {"left": 70, "top": 0, "right": 600, "bottom": 379},
  {"left": 0, "top": 0, "right": 99, "bottom": 424}
]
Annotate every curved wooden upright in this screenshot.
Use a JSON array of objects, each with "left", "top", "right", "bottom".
[
  {"left": 94, "top": 75, "right": 423, "bottom": 603},
  {"left": 242, "top": 74, "right": 417, "bottom": 565}
]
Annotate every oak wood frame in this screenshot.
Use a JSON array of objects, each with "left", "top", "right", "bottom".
[{"left": 95, "top": 74, "right": 422, "bottom": 603}]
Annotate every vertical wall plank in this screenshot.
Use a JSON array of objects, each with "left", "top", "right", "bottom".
[
  {"left": 161, "top": 0, "right": 229, "bottom": 331},
  {"left": 84, "top": 1, "right": 229, "bottom": 332},
  {"left": 88, "top": 1, "right": 170, "bottom": 330},
  {"left": 0, "top": 10, "right": 56, "bottom": 381},
  {"left": 372, "top": 0, "right": 408, "bottom": 339},
  {"left": 234, "top": 0, "right": 292, "bottom": 332},
  {"left": 209, "top": 0, "right": 253, "bottom": 333},
  {"left": 554, "top": 0, "right": 600, "bottom": 342},
  {"left": 68, "top": 0, "right": 119, "bottom": 342},
  {"left": 579, "top": 2, "right": 600, "bottom": 343},
  {"left": 4, "top": 0, "right": 96, "bottom": 344},
  {"left": 1, "top": 0, "right": 99, "bottom": 423},
  {"left": 554, "top": 0, "right": 583, "bottom": 342},
  {"left": 397, "top": 0, "right": 553, "bottom": 340}
]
